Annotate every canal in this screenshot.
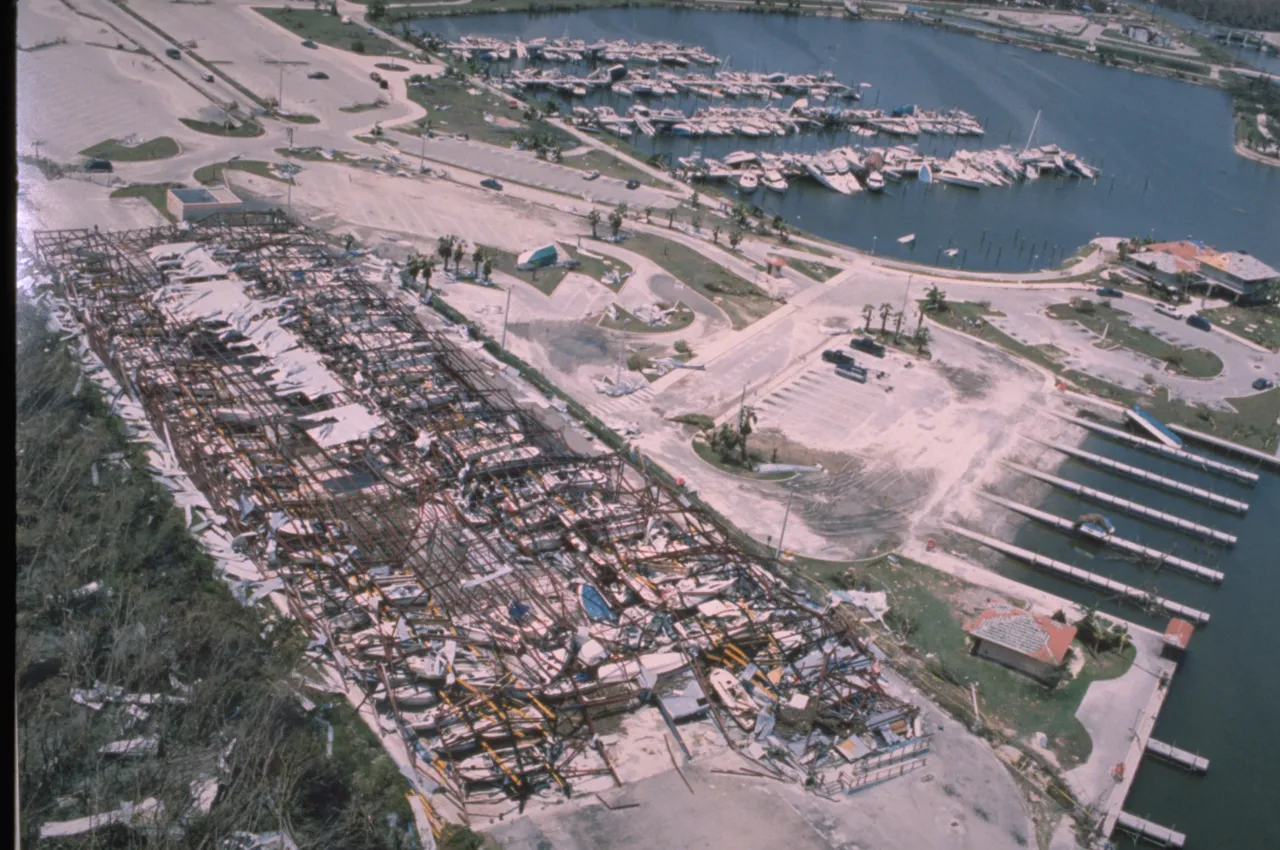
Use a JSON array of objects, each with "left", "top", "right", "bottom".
[{"left": 419, "top": 10, "right": 1280, "bottom": 272}]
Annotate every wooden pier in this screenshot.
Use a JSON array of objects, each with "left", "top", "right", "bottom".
[
  {"left": 1115, "top": 812, "right": 1187, "bottom": 848},
  {"left": 1145, "top": 738, "right": 1210, "bottom": 774},
  {"left": 1051, "top": 413, "right": 1259, "bottom": 486},
  {"left": 978, "top": 493, "right": 1224, "bottom": 584},
  {"left": 943, "top": 524, "right": 1211, "bottom": 624},
  {"left": 1038, "top": 440, "right": 1250, "bottom": 514},
  {"left": 1005, "top": 462, "right": 1238, "bottom": 547},
  {"left": 1164, "top": 423, "right": 1280, "bottom": 473}
]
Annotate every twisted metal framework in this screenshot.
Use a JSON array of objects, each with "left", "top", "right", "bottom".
[{"left": 34, "top": 212, "right": 923, "bottom": 824}]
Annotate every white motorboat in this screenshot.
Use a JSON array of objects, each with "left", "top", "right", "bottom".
[
  {"left": 737, "top": 170, "right": 759, "bottom": 191},
  {"left": 762, "top": 169, "right": 788, "bottom": 192},
  {"left": 935, "top": 168, "right": 984, "bottom": 190},
  {"left": 865, "top": 172, "right": 886, "bottom": 192}
]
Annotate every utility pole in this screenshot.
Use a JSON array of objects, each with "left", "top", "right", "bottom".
[
  {"left": 900, "top": 273, "right": 913, "bottom": 316},
  {"left": 500, "top": 285, "right": 512, "bottom": 351},
  {"left": 738, "top": 383, "right": 747, "bottom": 429},
  {"left": 286, "top": 126, "right": 294, "bottom": 152},
  {"left": 286, "top": 177, "right": 293, "bottom": 221},
  {"left": 774, "top": 490, "right": 794, "bottom": 560},
  {"left": 419, "top": 131, "right": 426, "bottom": 173},
  {"left": 278, "top": 65, "right": 285, "bottom": 113}
]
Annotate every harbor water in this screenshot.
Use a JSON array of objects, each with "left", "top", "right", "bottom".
[
  {"left": 1004, "top": 432, "right": 1280, "bottom": 846},
  {"left": 419, "top": 10, "right": 1280, "bottom": 272}
]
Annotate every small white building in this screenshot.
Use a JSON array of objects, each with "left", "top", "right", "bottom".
[{"left": 166, "top": 185, "right": 243, "bottom": 221}]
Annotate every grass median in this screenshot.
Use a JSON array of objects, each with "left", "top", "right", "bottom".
[
  {"left": 1046, "top": 300, "right": 1223, "bottom": 379},
  {"left": 79, "top": 136, "right": 180, "bottom": 162}
]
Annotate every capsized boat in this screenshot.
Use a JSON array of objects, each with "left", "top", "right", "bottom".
[
  {"left": 918, "top": 163, "right": 932, "bottom": 184},
  {"left": 708, "top": 668, "right": 757, "bottom": 731}
]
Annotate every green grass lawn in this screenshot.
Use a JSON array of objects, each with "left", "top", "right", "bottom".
[
  {"left": 620, "top": 231, "right": 777, "bottom": 329},
  {"left": 691, "top": 437, "right": 795, "bottom": 481},
  {"left": 476, "top": 243, "right": 620, "bottom": 295},
  {"left": 254, "top": 8, "right": 406, "bottom": 56},
  {"left": 798, "top": 553, "right": 1134, "bottom": 769},
  {"left": 599, "top": 302, "right": 695, "bottom": 334},
  {"left": 193, "top": 160, "right": 288, "bottom": 185},
  {"left": 786, "top": 256, "right": 844, "bottom": 282},
  {"left": 108, "top": 183, "right": 179, "bottom": 221},
  {"left": 402, "top": 76, "right": 577, "bottom": 151},
  {"left": 339, "top": 100, "right": 389, "bottom": 114},
  {"left": 1046, "top": 300, "right": 1224, "bottom": 379},
  {"left": 1201, "top": 304, "right": 1280, "bottom": 351},
  {"left": 79, "top": 137, "right": 180, "bottom": 162},
  {"left": 566, "top": 147, "right": 661, "bottom": 186},
  {"left": 179, "top": 117, "right": 264, "bottom": 138}
]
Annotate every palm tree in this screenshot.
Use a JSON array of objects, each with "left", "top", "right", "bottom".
[
  {"left": 915, "top": 308, "right": 926, "bottom": 336},
  {"left": 420, "top": 256, "right": 437, "bottom": 295},
  {"left": 472, "top": 246, "right": 484, "bottom": 279},
  {"left": 588, "top": 209, "right": 601, "bottom": 239},
  {"left": 914, "top": 325, "right": 931, "bottom": 352},
  {"left": 924, "top": 285, "right": 948, "bottom": 313},
  {"left": 738, "top": 405, "right": 758, "bottom": 467},
  {"left": 436, "top": 235, "right": 454, "bottom": 272},
  {"left": 728, "top": 230, "right": 743, "bottom": 251},
  {"left": 452, "top": 239, "right": 465, "bottom": 272},
  {"left": 482, "top": 257, "right": 493, "bottom": 282},
  {"left": 691, "top": 214, "right": 702, "bottom": 233},
  {"left": 644, "top": 206, "right": 654, "bottom": 223},
  {"left": 608, "top": 207, "right": 624, "bottom": 239},
  {"left": 712, "top": 226, "right": 722, "bottom": 244},
  {"left": 667, "top": 208, "right": 676, "bottom": 229},
  {"left": 862, "top": 304, "right": 874, "bottom": 332},
  {"left": 878, "top": 302, "right": 893, "bottom": 335},
  {"left": 892, "top": 310, "right": 905, "bottom": 343}
]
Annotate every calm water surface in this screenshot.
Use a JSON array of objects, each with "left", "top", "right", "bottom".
[{"left": 420, "top": 10, "right": 1280, "bottom": 271}]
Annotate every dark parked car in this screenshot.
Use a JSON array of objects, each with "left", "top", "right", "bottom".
[
  {"left": 1096, "top": 287, "right": 1123, "bottom": 298},
  {"left": 164, "top": 47, "right": 181, "bottom": 60},
  {"left": 480, "top": 178, "right": 503, "bottom": 191},
  {"left": 1253, "top": 378, "right": 1274, "bottom": 391},
  {"left": 822, "top": 349, "right": 855, "bottom": 367},
  {"left": 625, "top": 179, "right": 640, "bottom": 189},
  {"left": 850, "top": 336, "right": 886, "bottom": 358},
  {"left": 1186, "top": 314, "right": 1212, "bottom": 332},
  {"left": 369, "top": 71, "right": 383, "bottom": 83},
  {"left": 83, "top": 159, "right": 114, "bottom": 173},
  {"left": 307, "top": 71, "right": 329, "bottom": 80},
  {"left": 301, "top": 39, "right": 318, "bottom": 49}
]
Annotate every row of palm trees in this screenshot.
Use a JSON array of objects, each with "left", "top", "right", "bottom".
[
  {"left": 403, "top": 235, "right": 495, "bottom": 295},
  {"left": 859, "top": 286, "right": 947, "bottom": 348}
]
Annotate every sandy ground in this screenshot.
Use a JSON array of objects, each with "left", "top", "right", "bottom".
[{"left": 486, "top": 671, "right": 1036, "bottom": 850}]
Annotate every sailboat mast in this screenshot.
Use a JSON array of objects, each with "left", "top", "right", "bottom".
[{"left": 1023, "top": 109, "right": 1041, "bottom": 154}]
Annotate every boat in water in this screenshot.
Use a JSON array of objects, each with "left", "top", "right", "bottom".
[
  {"left": 918, "top": 163, "right": 932, "bottom": 184},
  {"left": 738, "top": 170, "right": 760, "bottom": 192},
  {"left": 897, "top": 233, "right": 917, "bottom": 245},
  {"left": 865, "top": 171, "right": 886, "bottom": 192},
  {"left": 762, "top": 169, "right": 789, "bottom": 193},
  {"left": 579, "top": 584, "right": 617, "bottom": 623}
]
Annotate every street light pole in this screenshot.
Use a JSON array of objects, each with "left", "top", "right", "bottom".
[
  {"left": 775, "top": 490, "right": 794, "bottom": 560},
  {"left": 278, "top": 65, "right": 284, "bottom": 113},
  {"left": 500, "top": 286, "right": 512, "bottom": 351},
  {"left": 900, "top": 273, "right": 913, "bottom": 316}
]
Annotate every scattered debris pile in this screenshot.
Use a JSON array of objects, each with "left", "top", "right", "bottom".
[{"left": 33, "top": 212, "right": 926, "bottom": 820}]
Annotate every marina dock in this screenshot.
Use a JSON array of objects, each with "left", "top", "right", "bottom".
[
  {"left": 978, "top": 493, "right": 1224, "bottom": 584},
  {"left": 1114, "top": 812, "right": 1187, "bottom": 848},
  {"left": 1005, "top": 462, "right": 1239, "bottom": 547},
  {"left": 1051, "top": 412, "right": 1259, "bottom": 486},
  {"left": 943, "top": 524, "right": 1211, "bottom": 624},
  {"left": 1037, "top": 440, "right": 1249, "bottom": 514},
  {"left": 1163, "top": 423, "right": 1280, "bottom": 473},
  {"left": 1145, "top": 738, "right": 1210, "bottom": 774}
]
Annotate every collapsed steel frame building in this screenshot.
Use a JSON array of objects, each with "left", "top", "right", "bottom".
[{"left": 33, "top": 212, "right": 925, "bottom": 825}]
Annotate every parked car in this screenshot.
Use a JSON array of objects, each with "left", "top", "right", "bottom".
[
  {"left": 583, "top": 170, "right": 601, "bottom": 181},
  {"left": 200, "top": 72, "right": 215, "bottom": 83},
  {"left": 307, "top": 71, "right": 329, "bottom": 80},
  {"left": 625, "top": 179, "right": 640, "bottom": 189},
  {"left": 369, "top": 71, "right": 383, "bottom": 83},
  {"left": 850, "top": 336, "right": 886, "bottom": 358},
  {"left": 1096, "top": 287, "right": 1123, "bottom": 298},
  {"left": 480, "top": 178, "right": 503, "bottom": 191},
  {"left": 83, "top": 159, "right": 113, "bottom": 173},
  {"left": 378, "top": 79, "right": 389, "bottom": 90},
  {"left": 1186, "top": 314, "right": 1212, "bottom": 332},
  {"left": 301, "top": 39, "right": 318, "bottom": 49},
  {"left": 822, "top": 349, "right": 855, "bottom": 367},
  {"left": 1252, "top": 378, "right": 1274, "bottom": 391},
  {"left": 164, "top": 47, "right": 181, "bottom": 60}
]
